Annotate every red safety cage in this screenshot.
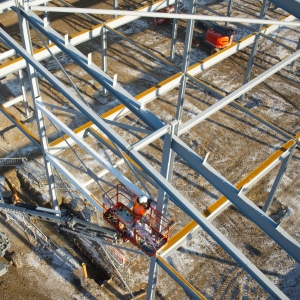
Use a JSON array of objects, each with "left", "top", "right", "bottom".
[{"left": 102, "top": 184, "right": 171, "bottom": 256}]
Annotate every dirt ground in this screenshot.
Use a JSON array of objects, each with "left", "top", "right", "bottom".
[{"left": 1, "top": 0, "right": 300, "bottom": 299}]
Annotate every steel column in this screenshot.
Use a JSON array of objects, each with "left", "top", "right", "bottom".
[
  {"left": 43, "top": 1, "right": 50, "bottom": 44},
  {"left": 225, "top": 0, "right": 234, "bottom": 26},
  {"left": 175, "top": 0, "right": 196, "bottom": 125},
  {"left": 113, "top": 0, "right": 118, "bottom": 18},
  {"left": 17, "top": 1, "right": 59, "bottom": 210},
  {"left": 18, "top": 69, "right": 30, "bottom": 118},
  {"left": 239, "top": 0, "right": 268, "bottom": 101},
  {"left": 170, "top": 0, "right": 179, "bottom": 61},
  {"left": 263, "top": 145, "right": 296, "bottom": 213},
  {"left": 101, "top": 25, "right": 108, "bottom": 96},
  {"left": 146, "top": 121, "right": 177, "bottom": 300},
  {"left": 146, "top": 257, "right": 159, "bottom": 300}
]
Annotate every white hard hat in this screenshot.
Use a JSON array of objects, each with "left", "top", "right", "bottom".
[{"left": 138, "top": 195, "right": 148, "bottom": 204}]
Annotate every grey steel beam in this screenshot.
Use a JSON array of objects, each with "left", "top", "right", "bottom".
[
  {"left": 0, "top": 0, "right": 176, "bottom": 77},
  {"left": 35, "top": 101, "right": 143, "bottom": 197},
  {"left": 269, "top": 0, "right": 300, "bottom": 19},
  {"left": 17, "top": 1, "right": 59, "bottom": 211},
  {"left": 0, "top": 25, "right": 295, "bottom": 299},
  {"left": 161, "top": 140, "right": 296, "bottom": 258},
  {"left": 263, "top": 145, "right": 296, "bottom": 213},
  {"left": 30, "top": 5, "right": 300, "bottom": 27},
  {"left": 156, "top": 256, "right": 206, "bottom": 300},
  {"left": 101, "top": 26, "right": 108, "bottom": 96},
  {"left": 146, "top": 257, "right": 159, "bottom": 300},
  {"left": 170, "top": 0, "right": 179, "bottom": 61},
  {"left": 0, "top": 103, "right": 41, "bottom": 150},
  {"left": 105, "top": 25, "right": 180, "bottom": 73},
  {"left": 175, "top": 0, "right": 196, "bottom": 124},
  {"left": 225, "top": 0, "right": 234, "bottom": 27},
  {"left": 240, "top": 0, "right": 268, "bottom": 101},
  {"left": 113, "top": 0, "right": 118, "bottom": 19},
  {"left": 18, "top": 69, "right": 31, "bottom": 118},
  {"left": 41, "top": 102, "right": 84, "bottom": 116},
  {"left": 184, "top": 73, "right": 297, "bottom": 144},
  {"left": 45, "top": 153, "right": 104, "bottom": 212},
  {"left": 86, "top": 129, "right": 158, "bottom": 189},
  {"left": 104, "top": 119, "right": 152, "bottom": 134},
  {"left": 55, "top": 0, "right": 101, "bottom": 25},
  {"left": 180, "top": 48, "right": 300, "bottom": 135},
  {"left": 132, "top": 124, "right": 170, "bottom": 151},
  {"left": 146, "top": 120, "right": 177, "bottom": 300}
]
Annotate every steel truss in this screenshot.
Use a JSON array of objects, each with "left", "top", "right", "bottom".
[{"left": 1, "top": 0, "right": 300, "bottom": 299}]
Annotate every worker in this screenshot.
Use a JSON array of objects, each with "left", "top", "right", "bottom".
[{"left": 133, "top": 195, "right": 151, "bottom": 217}]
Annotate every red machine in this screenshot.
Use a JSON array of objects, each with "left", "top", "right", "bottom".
[
  {"left": 153, "top": 5, "right": 175, "bottom": 25},
  {"left": 103, "top": 184, "right": 171, "bottom": 256},
  {"left": 192, "top": 20, "right": 236, "bottom": 55}
]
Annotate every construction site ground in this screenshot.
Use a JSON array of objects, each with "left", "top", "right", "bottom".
[{"left": 0, "top": 0, "right": 300, "bottom": 299}]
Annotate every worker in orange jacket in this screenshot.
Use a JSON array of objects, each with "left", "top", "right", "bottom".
[{"left": 133, "top": 195, "right": 151, "bottom": 217}]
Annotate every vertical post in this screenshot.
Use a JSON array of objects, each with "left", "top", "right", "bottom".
[
  {"left": 156, "top": 120, "right": 177, "bottom": 216},
  {"left": 17, "top": 0, "right": 59, "bottom": 211},
  {"left": 18, "top": 69, "right": 31, "bottom": 118},
  {"left": 113, "top": 0, "right": 118, "bottom": 18},
  {"left": 170, "top": 0, "right": 179, "bottom": 61},
  {"left": 175, "top": 0, "right": 197, "bottom": 127},
  {"left": 239, "top": 0, "right": 268, "bottom": 101},
  {"left": 146, "top": 121, "right": 177, "bottom": 300},
  {"left": 225, "top": 0, "right": 234, "bottom": 26},
  {"left": 43, "top": 2, "right": 51, "bottom": 44},
  {"left": 262, "top": 145, "right": 295, "bottom": 213},
  {"left": 146, "top": 257, "right": 159, "bottom": 300},
  {"left": 101, "top": 25, "right": 108, "bottom": 96},
  {"left": 292, "top": 38, "right": 300, "bottom": 71}
]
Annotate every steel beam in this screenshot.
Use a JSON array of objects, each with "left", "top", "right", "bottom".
[
  {"left": 30, "top": 5, "right": 300, "bottom": 27},
  {"left": 0, "top": 103, "right": 41, "bottom": 149},
  {"left": 46, "top": 14, "right": 296, "bottom": 157},
  {"left": 156, "top": 256, "right": 206, "bottom": 300},
  {"left": 263, "top": 145, "right": 296, "bottom": 212},
  {"left": 161, "top": 139, "right": 296, "bottom": 258},
  {"left": 180, "top": 49, "right": 300, "bottom": 135},
  {"left": 0, "top": 0, "right": 176, "bottom": 77},
  {"left": 175, "top": 0, "right": 196, "bottom": 123},
  {"left": 269, "top": 0, "right": 300, "bottom": 19},
  {"left": 170, "top": 0, "right": 179, "bottom": 61},
  {"left": 18, "top": 69, "right": 31, "bottom": 118},
  {"left": 225, "top": 0, "right": 234, "bottom": 26},
  {"left": 36, "top": 101, "right": 143, "bottom": 197},
  {"left": 240, "top": 0, "right": 268, "bottom": 101},
  {"left": 45, "top": 153, "right": 104, "bottom": 212},
  {"left": 17, "top": 1, "right": 59, "bottom": 210}
]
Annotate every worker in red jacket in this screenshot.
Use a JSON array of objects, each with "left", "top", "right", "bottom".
[{"left": 133, "top": 195, "right": 151, "bottom": 217}]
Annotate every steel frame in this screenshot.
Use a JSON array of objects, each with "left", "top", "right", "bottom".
[{"left": 1, "top": 0, "right": 300, "bottom": 299}]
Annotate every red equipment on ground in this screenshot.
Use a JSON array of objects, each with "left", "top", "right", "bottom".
[
  {"left": 192, "top": 20, "right": 236, "bottom": 55},
  {"left": 103, "top": 184, "right": 171, "bottom": 256},
  {"left": 153, "top": 5, "right": 175, "bottom": 25}
]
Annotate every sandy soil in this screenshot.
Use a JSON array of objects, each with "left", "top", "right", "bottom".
[{"left": 1, "top": 0, "right": 300, "bottom": 299}]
